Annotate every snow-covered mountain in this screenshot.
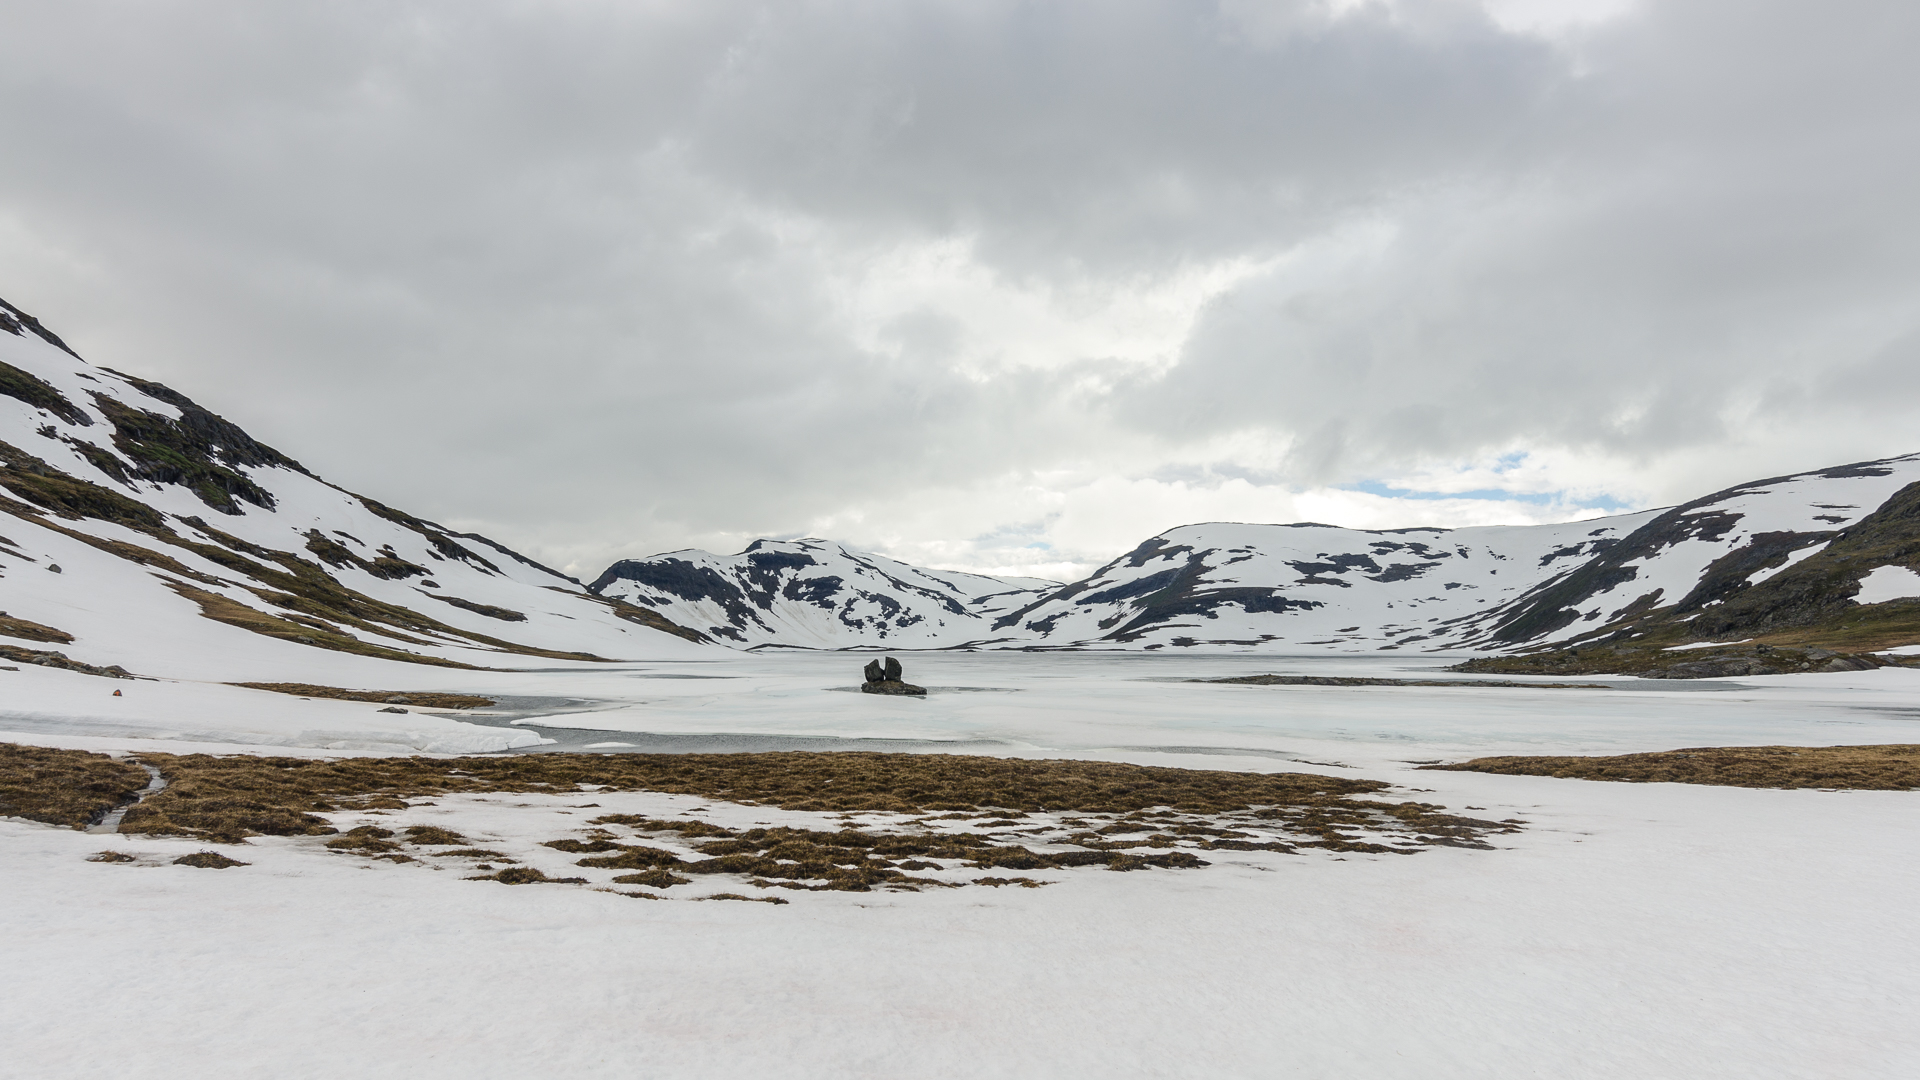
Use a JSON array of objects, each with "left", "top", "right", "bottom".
[
  {"left": 589, "top": 539, "right": 1056, "bottom": 649},
  {"left": 596, "top": 456, "right": 1920, "bottom": 654},
  {"left": 1, "top": 295, "right": 710, "bottom": 681},
  {"left": 972, "top": 516, "right": 1657, "bottom": 651},
  {"left": 964, "top": 454, "right": 1920, "bottom": 652},
  {"left": 10, "top": 291, "right": 1917, "bottom": 669}
]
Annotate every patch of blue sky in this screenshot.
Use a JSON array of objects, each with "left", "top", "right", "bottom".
[
  {"left": 1345, "top": 480, "right": 1633, "bottom": 511},
  {"left": 969, "top": 517, "right": 1058, "bottom": 549}
]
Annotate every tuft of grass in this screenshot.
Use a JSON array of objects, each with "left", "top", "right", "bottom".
[
  {"left": 973, "top": 877, "right": 1048, "bottom": 888},
  {"left": 88, "top": 850, "right": 137, "bottom": 863},
  {"left": 541, "top": 838, "right": 624, "bottom": 853},
  {"left": 326, "top": 826, "right": 399, "bottom": 853},
  {"left": 401, "top": 825, "right": 467, "bottom": 845},
  {"left": 611, "top": 869, "right": 691, "bottom": 888},
  {"left": 1425, "top": 744, "right": 1920, "bottom": 790},
  {"left": 173, "top": 850, "right": 248, "bottom": 869},
  {"left": 575, "top": 845, "right": 686, "bottom": 870},
  {"left": 475, "top": 867, "right": 586, "bottom": 885},
  {"left": 0, "top": 743, "right": 151, "bottom": 828},
  {"left": 700, "top": 893, "right": 789, "bottom": 905}
]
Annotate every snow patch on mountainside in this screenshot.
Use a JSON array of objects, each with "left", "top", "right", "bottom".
[{"left": 1855, "top": 565, "right": 1920, "bottom": 605}]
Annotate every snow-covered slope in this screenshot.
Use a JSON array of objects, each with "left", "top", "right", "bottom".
[
  {"left": 589, "top": 538, "right": 1056, "bottom": 649},
  {"left": 974, "top": 516, "right": 1657, "bottom": 652},
  {"left": 1469, "top": 454, "right": 1920, "bottom": 651},
  {"left": 596, "top": 456, "right": 1920, "bottom": 655},
  {"left": 1, "top": 295, "right": 710, "bottom": 681},
  {"left": 976, "top": 456, "right": 1920, "bottom": 653}
]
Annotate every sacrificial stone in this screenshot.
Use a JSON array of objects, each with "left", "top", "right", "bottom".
[{"left": 861, "top": 656, "right": 927, "bottom": 696}]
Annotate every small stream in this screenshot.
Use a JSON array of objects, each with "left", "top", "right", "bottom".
[{"left": 90, "top": 760, "right": 166, "bottom": 833}]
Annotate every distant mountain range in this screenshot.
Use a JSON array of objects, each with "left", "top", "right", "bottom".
[
  {"left": 5, "top": 293, "right": 1918, "bottom": 677},
  {"left": 595, "top": 456, "right": 1920, "bottom": 656}
]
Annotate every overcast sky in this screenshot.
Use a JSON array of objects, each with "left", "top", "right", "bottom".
[{"left": 4, "top": 0, "right": 1917, "bottom": 581}]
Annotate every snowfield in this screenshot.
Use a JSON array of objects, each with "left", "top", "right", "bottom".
[{"left": 5, "top": 652, "right": 1920, "bottom": 1079}]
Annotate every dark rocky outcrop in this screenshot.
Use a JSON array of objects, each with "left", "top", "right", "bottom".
[{"left": 861, "top": 655, "right": 926, "bottom": 696}]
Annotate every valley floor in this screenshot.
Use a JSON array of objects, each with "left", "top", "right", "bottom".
[{"left": 4, "top": 651, "right": 1919, "bottom": 1078}]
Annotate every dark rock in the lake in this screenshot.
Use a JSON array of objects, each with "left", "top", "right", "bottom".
[{"left": 860, "top": 655, "right": 926, "bottom": 696}]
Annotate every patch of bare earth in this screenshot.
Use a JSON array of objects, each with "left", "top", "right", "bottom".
[
  {"left": 1424, "top": 744, "right": 1920, "bottom": 789},
  {"left": 7, "top": 745, "right": 1522, "bottom": 899},
  {"left": 0, "top": 743, "right": 151, "bottom": 828}
]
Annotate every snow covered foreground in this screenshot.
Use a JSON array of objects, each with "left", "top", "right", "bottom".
[{"left": 5, "top": 652, "right": 1920, "bottom": 1078}]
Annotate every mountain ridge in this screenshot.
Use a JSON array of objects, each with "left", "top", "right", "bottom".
[
  {"left": 2, "top": 294, "right": 712, "bottom": 684},
  {"left": 8, "top": 293, "right": 1919, "bottom": 675}
]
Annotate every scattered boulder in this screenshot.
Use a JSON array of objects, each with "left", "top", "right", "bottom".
[
  {"left": 861, "top": 655, "right": 927, "bottom": 696},
  {"left": 379, "top": 706, "right": 408, "bottom": 714}
]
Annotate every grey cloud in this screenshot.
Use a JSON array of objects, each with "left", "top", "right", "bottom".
[{"left": 1, "top": 0, "right": 1915, "bottom": 575}]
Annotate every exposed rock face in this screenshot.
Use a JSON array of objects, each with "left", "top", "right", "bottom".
[{"left": 861, "top": 655, "right": 926, "bottom": 696}]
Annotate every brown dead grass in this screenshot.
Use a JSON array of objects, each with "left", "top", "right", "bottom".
[
  {"left": 0, "top": 612, "right": 72, "bottom": 644},
  {"left": 173, "top": 850, "right": 248, "bottom": 869},
  {"left": 232, "top": 683, "right": 496, "bottom": 709},
  {"left": 475, "top": 866, "right": 586, "bottom": 885},
  {"left": 0, "top": 743, "right": 151, "bottom": 828},
  {"left": 97, "top": 749, "right": 1397, "bottom": 844},
  {"left": 402, "top": 825, "right": 467, "bottom": 845},
  {"left": 1424, "top": 744, "right": 1920, "bottom": 789},
  {"left": 164, "top": 582, "right": 478, "bottom": 669},
  {"left": 0, "top": 746, "right": 1507, "bottom": 864}
]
